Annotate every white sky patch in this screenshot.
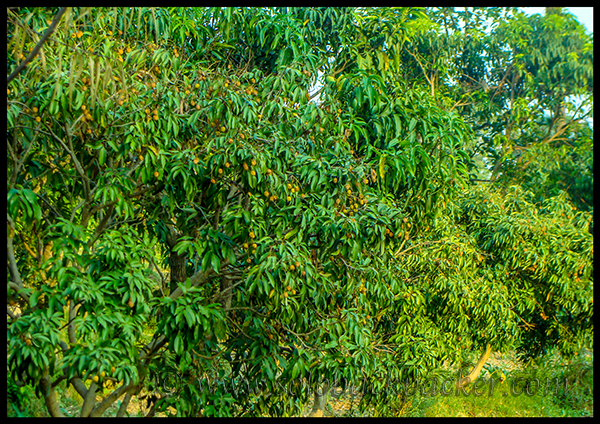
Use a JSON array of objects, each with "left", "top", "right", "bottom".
[{"left": 522, "top": 7, "right": 593, "bottom": 33}]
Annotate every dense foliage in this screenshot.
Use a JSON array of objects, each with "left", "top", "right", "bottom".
[{"left": 7, "top": 7, "right": 592, "bottom": 417}]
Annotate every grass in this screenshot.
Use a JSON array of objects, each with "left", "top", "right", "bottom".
[
  {"left": 384, "top": 349, "right": 594, "bottom": 417},
  {"left": 322, "top": 349, "right": 593, "bottom": 417},
  {"left": 401, "top": 378, "right": 583, "bottom": 417}
]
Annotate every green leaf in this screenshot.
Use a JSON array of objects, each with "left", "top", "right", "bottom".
[
  {"left": 324, "top": 340, "right": 338, "bottom": 349},
  {"left": 174, "top": 333, "right": 182, "bottom": 354},
  {"left": 211, "top": 254, "right": 221, "bottom": 273},
  {"left": 284, "top": 228, "right": 298, "bottom": 240},
  {"left": 183, "top": 306, "right": 196, "bottom": 327}
]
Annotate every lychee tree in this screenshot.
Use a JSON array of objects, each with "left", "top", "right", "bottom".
[{"left": 7, "top": 7, "right": 593, "bottom": 417}]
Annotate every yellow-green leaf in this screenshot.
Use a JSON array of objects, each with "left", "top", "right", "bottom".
[{"left": 379, "top": 154, "right": 386, "bottom": 180}]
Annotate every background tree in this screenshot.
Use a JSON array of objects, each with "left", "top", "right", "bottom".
[{"left": 418, "top": 7, "right": 593, "bottom": 210}]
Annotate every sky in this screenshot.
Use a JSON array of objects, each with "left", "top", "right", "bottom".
[
  {"left": 521, "top": 7, "right": 593, "bottom": 33},
  {"left": 309, "top": 7, "right": 594, "bottom": 102}
]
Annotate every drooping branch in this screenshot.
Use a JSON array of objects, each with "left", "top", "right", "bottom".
[{"left": 7, "top": 7, "right": 69, "bottom": 84}]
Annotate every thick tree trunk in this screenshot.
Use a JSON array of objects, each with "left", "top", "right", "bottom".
[
  {"left": 457, "top": 343, "right": 492, "bottom": 389},
  {"left": 169, "top": 250, "right": 188, "bottom": 294},
  {"left": 307, "top": 383, "right": 330, "bottom": 417},
  {"left": 40, "top": 371, "right": 65, "bottom": 417}
]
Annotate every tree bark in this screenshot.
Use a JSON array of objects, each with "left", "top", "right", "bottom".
[
  {"left": 166, "top": 226, "right": 188, "bottom": 294},
  {"left": 457, "top": 343, "right": 492, "bottom": 389},
  {"left": 7, "top": 7, "right": 69, "bottom": 84},
  {"left": 40, "top": 371, "right": 65, "bottom": 417},
  {"left": 90, "top": 382, "right": 134, "bottom": 417},
  {"left": 80, "top": 381, "right": 98, "bottom": 417},
  {"left": 218, "top": 276, "right": 233, "bottom": 310},
  {"left": 117, "top": 389, "right": 134, "bottom": 417},
  {"left": 307, "top": 383, "right": 330, "bottom": 417},
  {"left": 169, "top": 249, "right": 188, "bottom": 294}
]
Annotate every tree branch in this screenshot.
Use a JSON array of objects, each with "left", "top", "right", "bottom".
[
  {"left": 32, "top": 125, "right": 92, "bottom": 202},
  {"left": 8, "top": 125, "right": 40, "bottom": 190},
  {"left": 7, "top": 7, "right": 69, "bottom": 84},
  {"left": 116, "top": 387, "right": 138, "bottom": 417},
  {"left": 489, "top": 63, "right": 514, "bottom": 104},
  {"left": 406, "top": 48, "right": 435, "bottom": 96},
  {"left": 394, "top": 240, "right": 444, "bottom": 258},
  {"left": 80, "top": 381, "right": 98, "bottom": 417},
  {"left": 457, "top": 343, "right": 492, "bottom": 388},
  {"left": 87, "top": 204, "right": 116, "bottom": 248},
  {"left": 7, "top": 306, "right": 18, "bottom": 320},
  {"left": 7, "top": 213, "right": 31, "bottom": 303},
  {"left": 68, "top": 299, "right": 80, "bottom": 345},
  {"left": 88, "top": 183, "right": 155, "bottom": 217},
  {"left": 90, "top": 382, "right": 136, "bottom": 417},
  {"left": 7, "top": 214, "right": 23, "bottom": 289}
]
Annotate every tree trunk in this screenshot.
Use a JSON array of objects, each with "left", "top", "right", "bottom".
[
  {"left": 117, "top": 389, "right": 134, "bottom": 417},
  {"left": 80, "top": 381, "right": 98, "bottom": 417},
  {"left": 40, "top": 371, "right": 65, "bottom": 417},
  {"left": 218, "top": 276, "right": 233, "bottom": 310},
  {"left": 457, "top": 343, "right": 492, "bottom": 389},
  {"left": 307, "top": 383, "right": 329, "bottom": 417},
  {"left": 165, "top": 225, "right": 188, "bottom": 295},
  {"left": 169, "top": 250, "right": 188, "bottom": 294}
]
